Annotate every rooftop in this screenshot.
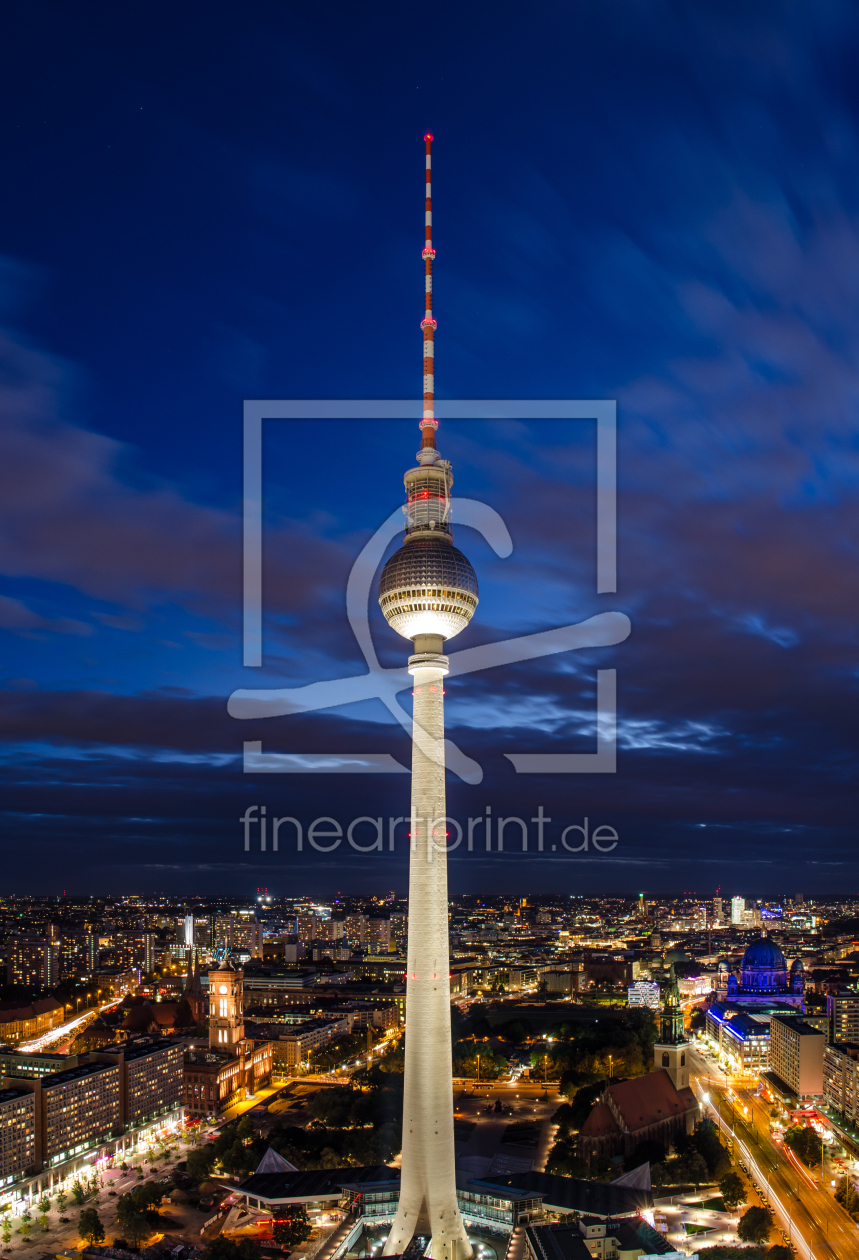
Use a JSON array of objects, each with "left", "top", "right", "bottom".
[
  {"left": 471, "top": 1171, "right": 652, "bottom": 1217},
  {"left": 240, "top": 1164, "right": 397, "bottom": 1203},
  {"left": 771, "top": 1014, "right": 825, "bottom": 1036},
  {"left": 523, "top": 1225, "right": 592, "bottom": 1260},
  {"left": 0, "top": 1087, "right": 33, "bottom": 1105},
  {"left": 43, "top": 1060, "right": 118, "bottom": 1089}
]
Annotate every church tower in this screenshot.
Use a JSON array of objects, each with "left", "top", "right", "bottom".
[
  {"left": 208, "top": 955, "right": 244, "bottom": 1051},
  {"left": 183, "top": 954, "right": 206, "bottom": 1025},
  {"left": 654, "top": 964, "right": 690, "bottom": 1090}
]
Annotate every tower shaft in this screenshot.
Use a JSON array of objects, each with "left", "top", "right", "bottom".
[{"left": 384, "top": 652, "right": 469, "bottom": 1260}]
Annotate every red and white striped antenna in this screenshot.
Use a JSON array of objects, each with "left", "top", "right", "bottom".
[{"left": 419, "top": 132, "right": 438, "bottom": 460}]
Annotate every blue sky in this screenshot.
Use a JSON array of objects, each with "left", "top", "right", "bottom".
[{"left": 0, "top": 1, "right": 857, "bottom": 894}]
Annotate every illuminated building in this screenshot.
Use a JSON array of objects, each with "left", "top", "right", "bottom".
[
  {"left": 827, "top": 990, "right": 859, "bottom": 1043},
  {"left": 6, "top": 935, "right": 62, "bottom": 988},
  {"left": 705, "top": 1003, "right": 783, "bottom": 1073},
  {"left": 714, "top": 936, "right": 804, "bottom": 1009},
  {"left": 769, "top": 1014, "right": 824, "bottom": 1098},
  {"left": 183, "top": 955, "right": 271, "bottom": 1117},
  {"left": 0, "top": 1090, "right": 35, "bottom": 1188},
  {"left": 0, "top": 998, "right": 64, "bottom": 1046},
  {"left": 627, "top": 980, "right": 660, "bottom": 1009},
  {"left": 213, "top": 912, "right": 263, "bottom": 958},
  {"left": 823, "top": 1042, "right": 859, "bottom": 1125},
  {"left": 0, "top": 1040, "right": 184, "bottom": 1198}
]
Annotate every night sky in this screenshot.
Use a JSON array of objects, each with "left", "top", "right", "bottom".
[{"left": 1, "top": 2, "right": 857, "bottom": 896}]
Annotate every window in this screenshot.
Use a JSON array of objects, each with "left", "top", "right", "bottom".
[
  {"left": 680, "top": 1052, "right": 686, "bottom": 1066},
  {"left": 662, "top": 1052, "right": 669, "bottom": 1067}
]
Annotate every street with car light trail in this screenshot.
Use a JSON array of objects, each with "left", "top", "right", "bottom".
[{"left": 688, "top": 1043, "right": 859, "bottom": 1259}]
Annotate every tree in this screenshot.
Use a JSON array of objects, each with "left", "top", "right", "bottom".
[
  {"left": 674, "top": 1151, "right": 709, "bottom": 1187},
  {"left": 738, "top": 1205, "right": 772, "bottom": 1245},
  {"left": 116, "top": 1193, "right": 150, "bottom": 1248},
  {"left": 625, "top": 1139, "right": 666, "bottom": 1172},
  {"left": 835, "top": 1175, "right": 859, "bottom": 1219},
  {"left": 272, "top": 1205, "right": 312, "bottom": 1249},
  {"left": 78, "top": 1207, "right": 105, "bottom": 1247},
  {"left": 220, "top": 1138, "right": 257, "bottom": 1179},
  {"left": 202, "top": 1237, "right": 264, "bottom": 1260},
  {"left": 566, "top": 1081, "right": 606, "bottom": 1128},
  {"left": 784, "top": 1124, "right": 821, "bottom": 1167},
  {"left": 2, "top": 1215, "right": 12, "bottom": 1248},
  {"left": 55, "top": 1188, "right": 67, "bottom": 1214},
  {"left": 71, "top": 1180, "right": 87, "bottom": 1206},
  {"left": 719, "top": 1170, "right": 746, "bottom": 1210},
  {"left": 137, "top": 1180, "right": 171, "bottom": 1211},
  {"left": 546, "top": 1139, "right": 589, "bottom": 1178},
  {"left": 691, "top": 1118, "right": 730, "bottom": 1179},
  {"left": 236, "top": 1115, "right": 255, "bottom": 1143},
  {"left": 187, "top": 1146, "right": 216, "bottom": 1182}
]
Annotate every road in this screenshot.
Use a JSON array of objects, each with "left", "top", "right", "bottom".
[
  {"left": 688, "top": 1042, "right": 859, "bottom": 1260},
  {"left": 17, "top": 999, "right": 122, "bottom": 1053}
]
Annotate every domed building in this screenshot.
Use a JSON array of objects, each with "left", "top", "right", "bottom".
[
  {"left": 707, "top": 936, "right": 805, "bottom": 1073},
  {"left": 715, "top": 934, "right": 804, "bottom": 1009}
]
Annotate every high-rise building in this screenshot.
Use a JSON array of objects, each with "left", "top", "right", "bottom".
[
  {"left": 0, "top": 1089, "right": 36, "bottom": 1182},
  {"left": 6, "top": 934, "right": 62, "bottom": 988},
  {"left": 345, "top": 913, "right": 368, "bottom": 946},
  {"left": 770, "top": 1014, "right": 824, "bottom": 1098},
  {"left": 828, "top": 991, "right": 859, "bottom": 1044},
  {"left": 367, "top": 917, "right": 391, "bottom": 951},
  {"left": 731, "top": 896, "right": 745, "bottom": 924},
  {"left": 296, "top": 913, "right": 318, "bottom": 944},
  {"left": 62, "top": 930, "right": 100, "bottom": 977},
  {"left": 213, "top": 913, "right": 263, "bottom": 958},
  {"left": 379, "top": 135, "right": 475, "bottom": 1260},
  {"left": 0, "top": 1039, "right": 184, "bottom": 1179},
  {"left": 824, "top": 1042, "right": 859, "bottom": 1124}
]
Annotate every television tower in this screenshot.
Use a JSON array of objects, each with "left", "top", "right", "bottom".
[{"left": 379, "top": 134, "right": 475, "bottom": 1260}]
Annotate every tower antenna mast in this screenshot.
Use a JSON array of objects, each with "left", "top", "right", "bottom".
[{"left": 420, "top": 132, "right": 438, "bottom": 460}]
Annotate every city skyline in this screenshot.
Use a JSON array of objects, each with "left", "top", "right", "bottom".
[{"left": 1, "top": 5, "right": 857, "bottom": 893}]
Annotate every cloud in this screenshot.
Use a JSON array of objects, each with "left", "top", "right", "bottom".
[
  {"left": 0, "top": 319, "right": 359, "bottom": 630},
  {"left": 0, "top": 594, "right": 92, "bottom": 637}
]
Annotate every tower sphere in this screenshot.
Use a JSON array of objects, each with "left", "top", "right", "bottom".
[{"left": 379, "top": 536, "right": 477, "bottom": 641}]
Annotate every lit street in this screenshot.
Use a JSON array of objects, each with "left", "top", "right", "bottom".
[{"left": 688, "top": 1043, "right": 859, "bottom": 1260}]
